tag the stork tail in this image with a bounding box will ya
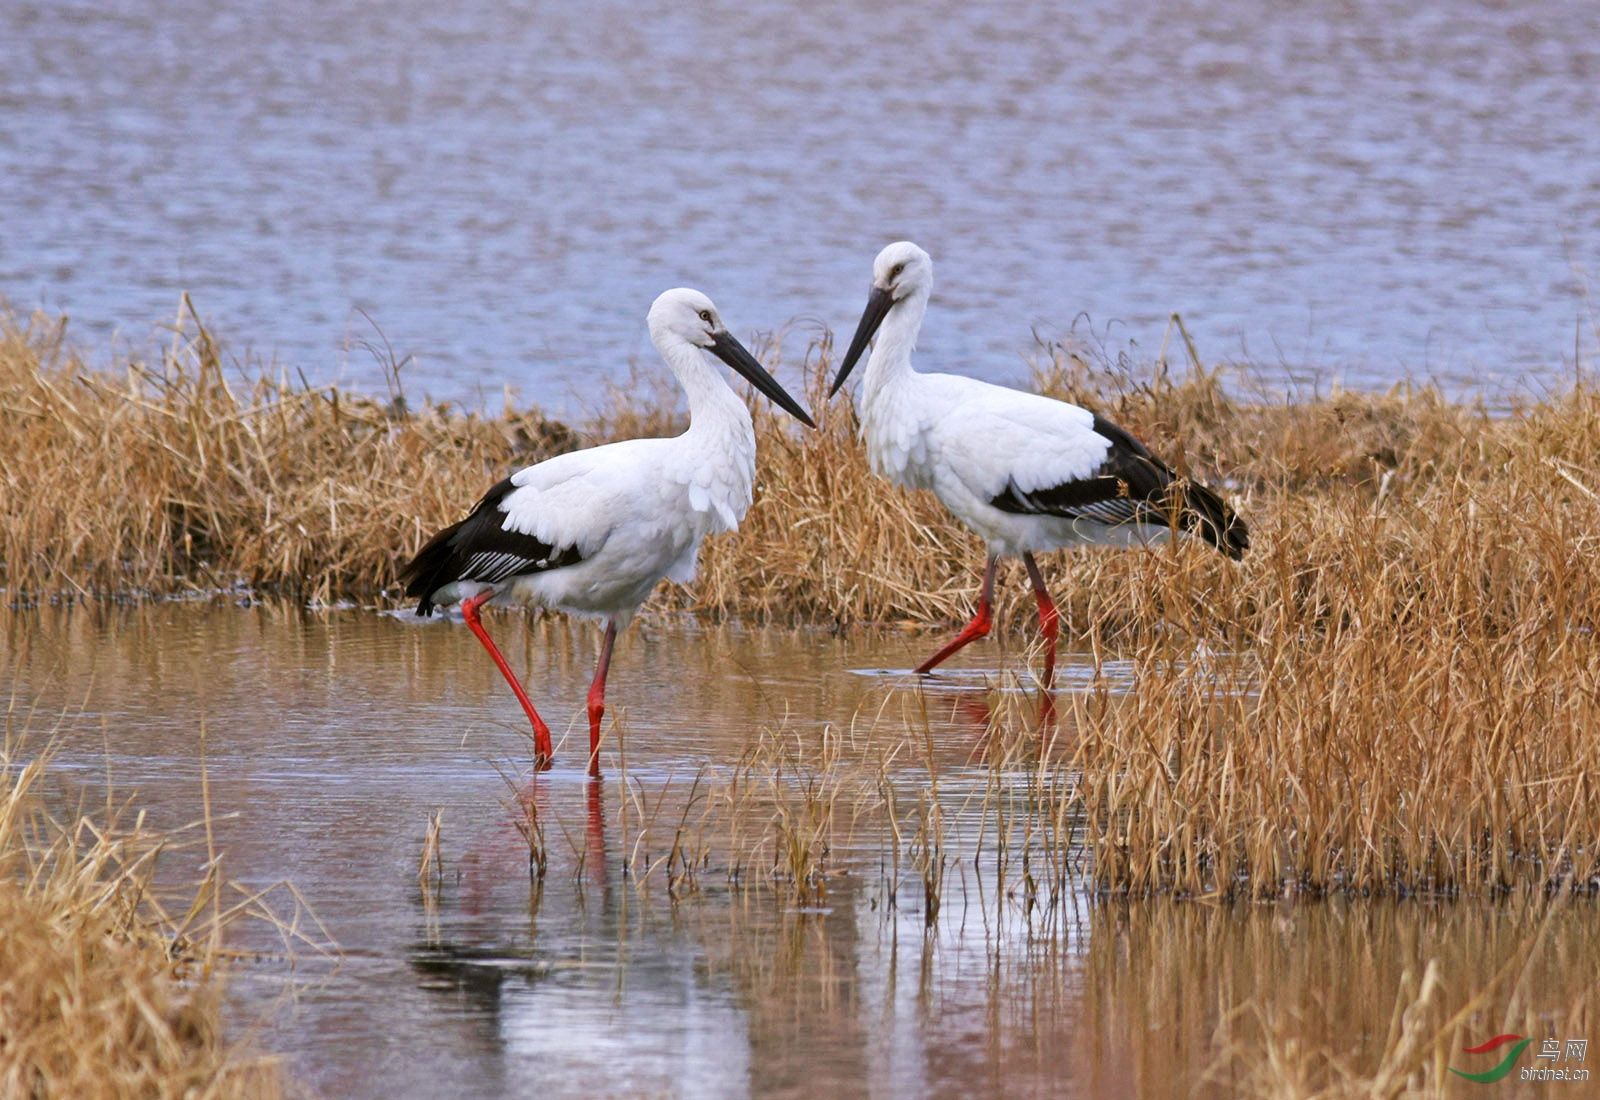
[1175,478,1249,560]
[399,518,468,616]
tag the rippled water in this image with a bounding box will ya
[6,604,1598,1098]
[5,0,1599,409]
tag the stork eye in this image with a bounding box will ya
[889,262,906,280]
[698,309,713,323]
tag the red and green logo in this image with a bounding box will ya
[1450,1034,1532,1083]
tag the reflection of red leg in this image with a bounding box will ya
[585,620,617,779]
[461,590,552,767]
[1037,692,1058,758]
[513,768,551,881]
[511,766,549,823]
[585,779,606,885]
[957,694,996,763]
[1022,552,1059,690]
[915,556,998,675]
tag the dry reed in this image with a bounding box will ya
[0,303,577,604]
[11,303,1600,901]
[0,299,1539,631]
[412,705,1596,1098]
[0,723,289,1098]
[1091,895,1595,1099]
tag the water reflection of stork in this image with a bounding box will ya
[407,825,877,1098]
[401,289,814,776]
[407,800,1093,1098]
[831,242,1249,687]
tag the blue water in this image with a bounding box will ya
[4,0,1598,410]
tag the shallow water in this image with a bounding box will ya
[4,604,1597,1098]
[5,0,1600,408]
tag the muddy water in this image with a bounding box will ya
[4,604,1597,1098]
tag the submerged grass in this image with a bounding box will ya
[0,715,297,1099]
[423,706,1597,1098]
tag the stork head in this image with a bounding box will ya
[648,288,815,428]
[871,240,934,302]
[647,287,726,349]
[832,241,933,397]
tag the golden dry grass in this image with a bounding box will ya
[10,303,1600,902]
[684,331,1600,899]
[0,300,1546,632]
[0,725,287,1099]
[0,303,579,604]
[471,708,1597,1098]
[1102,895,1595,1099]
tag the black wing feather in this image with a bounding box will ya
[990,414,1249,559]
[399,477,586,615]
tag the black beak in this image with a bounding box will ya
[709,330,815,428]
[830,285,893,397]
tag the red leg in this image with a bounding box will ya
[1022,552,1059,690]
[460,590,553,767]
[915,556,998,675]
[585,620,618,779]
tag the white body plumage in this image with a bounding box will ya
[830,241,1246,684]
[453,352,757,630]
[856,357,1154,559]
[408,288,800,631]
[846,247,1214,558]
[400,287,814,774]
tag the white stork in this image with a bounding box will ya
[401,288,814,776]
[830,242,1248,687]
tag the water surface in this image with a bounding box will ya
[4,604,1596,1098]
[4,0,1598,409]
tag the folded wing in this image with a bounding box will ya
[990,414,1248,559]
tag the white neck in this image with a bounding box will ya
[653,333,758,530]
[861,287,930,407]
[656,336,753,435]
